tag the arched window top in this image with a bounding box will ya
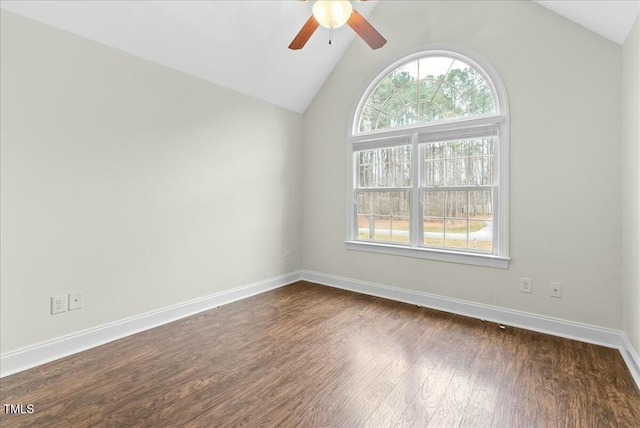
[356,51,499,133]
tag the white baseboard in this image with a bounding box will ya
[620,334,640,391]
[301,270,640,390]
[3,268,639,392]
[0,270,302,378]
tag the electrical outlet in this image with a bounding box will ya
[285,250,291,262]
[69,292,83,311]
[520,277,532,293]
[550,282,563,298]
[51,295,67,314]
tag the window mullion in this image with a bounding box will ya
[410,133,421,247]
[355,187,410,192]
[421,185,493,192]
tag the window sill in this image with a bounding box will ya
[345,241,510,269]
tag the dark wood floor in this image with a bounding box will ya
[1,281,639,427]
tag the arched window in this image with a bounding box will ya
[347,47,510,268]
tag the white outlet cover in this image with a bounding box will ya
[51,295,67,314]
[520,278,532,293]
[69,292,83,311]
[550,282,563,298]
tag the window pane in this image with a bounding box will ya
[470,156,492,186]
[357,214,372,240]
[469,190,492,219]
[424,219,445,247]
[358,146,411,188]
[445,190,467,218]
[470,138,494,186]
[374,216,391,241]
[376,112,394,130]
[391,215,410,243]
[423,191,445,246]
[422,190,493,252]
[418,100,442,123]
[445,191,469,249]
[433,81,461,119]
[444,159,468,186]
[381,93,406,117]
[358,55,496,132]
[369,77,394,110]
[469,220,492,251]
[359,105,379,133]
[392,61,419,82]
[396,104,418,127]
[469,190,493,250]
[456,141,473,185]
[424,192,444,217]
[467,81,495,115]
[357,191,410,244]
[422,139,493,187]
[357,192,373,239]
[423,143,445,187]
[398,83,418,106]
[419,57,455,80]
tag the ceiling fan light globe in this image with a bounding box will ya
[312,1,353,29]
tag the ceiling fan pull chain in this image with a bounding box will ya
[329,27,334,45]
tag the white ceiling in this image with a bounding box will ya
[534,1,640,45]
[0,0,378,113]
[1,1,638,114]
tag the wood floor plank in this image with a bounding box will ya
[1,281,638,427]
[363,362,435,428]
[459,403,494,428]
[335,355,412,428]
[432,369,478,425]
[396,359,456,427]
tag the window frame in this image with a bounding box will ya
[346,45,510,269]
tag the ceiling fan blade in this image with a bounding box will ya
[289,15,319,50]
[347,10,386,50]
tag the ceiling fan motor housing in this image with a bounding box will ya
[312,1,353,29]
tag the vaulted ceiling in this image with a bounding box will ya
[1,1,638,113]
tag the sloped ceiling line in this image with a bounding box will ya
[1,1,638,113]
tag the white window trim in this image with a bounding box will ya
[345,44,510,269]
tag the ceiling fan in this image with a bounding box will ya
[289,0,386,50]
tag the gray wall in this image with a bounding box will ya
[0,11,303,353]
[302,1,623,328]
[622,16,640,356]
